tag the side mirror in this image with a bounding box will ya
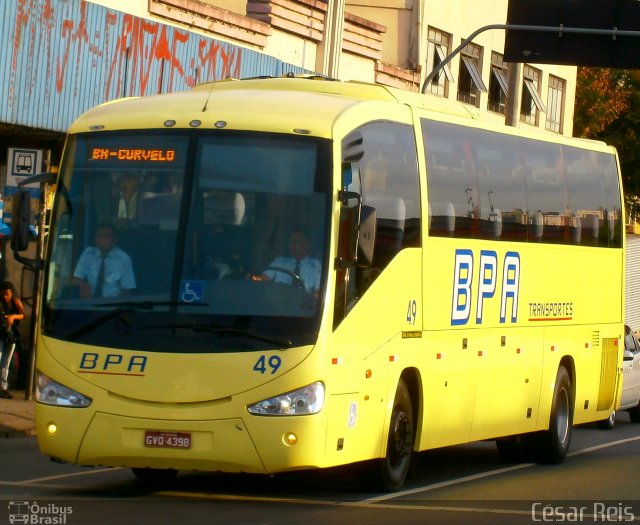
[11,190,32,252]
[624,350,635,361]
[10,189,44,271]
[338,189,360,207]
[335,192,377,269]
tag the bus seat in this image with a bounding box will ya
[607,211,616,241]
[490,209,502,238]
[204,191,246,226]
[365,195,406,227]
[532,211,544,240]
[210,262,231,280]
[365,195,406,264]
[582,214,599,244]
[114,226,177,295]
[572,214,582,244]
[429,202,456,236]
[138,193,181,230]
[197,192,248,277]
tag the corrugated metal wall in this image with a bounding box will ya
[626,235,640,331]
[1,0,310,133]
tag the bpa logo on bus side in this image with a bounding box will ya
[451,249,520,326]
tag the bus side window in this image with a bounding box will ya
[334,122,421,329]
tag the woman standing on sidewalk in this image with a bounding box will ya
[0,281,24,399]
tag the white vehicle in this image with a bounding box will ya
[599,325,640,429]
[621,326,640,419]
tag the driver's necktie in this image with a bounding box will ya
[94,255,106,297]
[294,260,303,288]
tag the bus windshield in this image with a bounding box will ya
[43,131,332,353]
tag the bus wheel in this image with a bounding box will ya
[369,379,414,491]
[132,467,178,486]
[496,436,531,463]
[532,366,573,464]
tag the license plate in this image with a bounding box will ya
[144,430,191,449]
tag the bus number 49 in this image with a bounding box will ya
[406,299,417,325]
[253,355,282,374]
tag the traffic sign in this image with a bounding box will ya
[7,148,43,188]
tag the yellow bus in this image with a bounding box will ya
[16,77,624,491]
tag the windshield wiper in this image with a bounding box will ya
[66,301,208,341]
[92,300,209,309]
[140,323,292,348]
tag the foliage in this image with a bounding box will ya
[574,68,631,137]
[574,67,640,219]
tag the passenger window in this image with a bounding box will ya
[422,117,622,248]
[522,142,568,244]
[474,135,527,242]
[422,122,477,239]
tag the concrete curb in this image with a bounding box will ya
[0,425,36,438]
[0,391,36,438]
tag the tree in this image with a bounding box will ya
[574,67,640,218]
[573,67,630,137]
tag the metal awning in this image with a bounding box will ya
[434,45,455,82]
[491,66,509,96]
[523,78,547,112]
[461,56,487,92]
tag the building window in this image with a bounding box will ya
[457,43,486,107]
[520,65,546,126]
[488,52,508,114]
[546,75,565,133]
[426,27,453,97]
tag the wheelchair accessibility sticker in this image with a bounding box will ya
[180,280,205,303]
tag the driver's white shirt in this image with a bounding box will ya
[265,256,321,293]
[73,246,136,297]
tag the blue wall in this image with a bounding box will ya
[1,0,309,133]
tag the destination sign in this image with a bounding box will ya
[91,148,176,162]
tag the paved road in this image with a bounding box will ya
[1,414,640,525]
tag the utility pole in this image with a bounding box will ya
[317,0,345,78]
[504,61,522,128]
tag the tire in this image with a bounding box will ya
[496,436,531,463]
[363,379,414,491]
[531,366,573,464]
[628,405,640,423]
[132,467,178,486]
[597,411,616,430]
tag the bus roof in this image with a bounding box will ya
[68,76,614,153]
[68,76,479,138]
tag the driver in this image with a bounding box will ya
[72,223,136,298]
[256,229,321,294]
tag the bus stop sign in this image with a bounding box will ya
[7,148,43,188]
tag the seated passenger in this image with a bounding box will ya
[115,173,141,221]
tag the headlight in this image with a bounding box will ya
[247,382,324,416]
[36,372,92,408]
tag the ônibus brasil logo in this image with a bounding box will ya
[8,501,73,524]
